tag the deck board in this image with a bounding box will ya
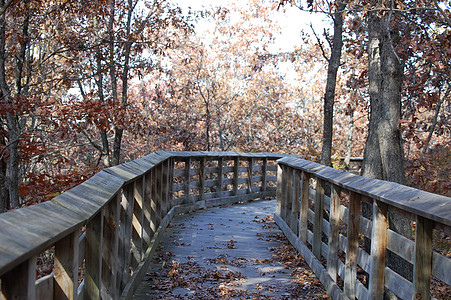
[133,200,327,299]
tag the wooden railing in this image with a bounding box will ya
[0,151,287,299]
[275,157,451,300]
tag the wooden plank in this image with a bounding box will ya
[313,178,325,259]
[276,164,283,216]
[262,158,268,191]
[199,157,206,201]
[84,211,103,299]
[131,178,144,270]
[327,184,340,281]
[36,272,54,300]
[117,184,134,293]
[291,169,301,235]
[101,193,120,299]
[432,251,451,285]
[216,157,224,198]
[413,216,433,300]
[247,158,254,194]
[1,256,36,299]
[54,231,79,299]
[233,157,239,196]
[184,158,191,204]
[369,199,388,299]
[143,173,153,249]
[286,167,294,230]
[384,267,413,299]
[344,191,361,299]
[299,171,310,244]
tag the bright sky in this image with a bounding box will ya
[171,0,330,53]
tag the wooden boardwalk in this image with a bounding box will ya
[133,199,328,299]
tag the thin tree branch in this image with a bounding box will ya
[310,23,330,62]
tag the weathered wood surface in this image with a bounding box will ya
[278,157,451,226]
[133,200,327,299]
[0,151,283,300]
[276,156,451,300]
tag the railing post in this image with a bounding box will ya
[199,157,206,201]
[233,157,239,196]
[151,167,160,230]
[286,167,294,231]
[327,184,340,281]
[299,171,310,243]
[413,215,433,300]
[291,169,301,235]
[368,199,388,299]
[184,158,191,204]
[143,172,153,250]
[54,231,79,299]
[344,191,361,299]
[85,211,104,299]
[161,159,169,215]
[262,158,268,192]
[313,178,325,259]
[131,178,144,269]
[247,157,253,194]
[117,184,134,293]
[276,163,283,216]
[1,256,37,299]
[101,193,120,299]
[217,157,224,198]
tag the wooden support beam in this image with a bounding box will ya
[217,158,224,198]
[313,178,325,259]
[131,178,144,269]
[143,172,153,250]
[291,169,301,235]
[199,157,206,201]
[262,158,268,192]
[85,211,104,299]
[276,164,283,216]
[299,171,310,243]
[54,231,79,300]
[327,184,340,281]
[117,184,134,293]
[247,158,253,194]
[413,215,433,300]
[1,256,37,300]
[101,193,120,299]
[184,158,191,204]
[344,190,361,299]
[368,199,388,299]
[233,157,239,196]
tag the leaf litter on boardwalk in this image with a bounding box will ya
[145,215,330,299]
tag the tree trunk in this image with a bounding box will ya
[362,8,384,179]
[320,0,346,167]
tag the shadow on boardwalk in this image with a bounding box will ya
[133,199,329,299]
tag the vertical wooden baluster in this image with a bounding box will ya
[143,172,153,251]
[184,158,191,204]
[131,178,144,269]
[413,215,433,300]
[54,231,79,299]
[299,171,310,243]
[117,184,134,293]
[85,210,104,299]
[327,184,340,281]
[286,167,294,230]
[276,163,283,216]
[291,169,301,235]
[344,190,361,299]
[1,256,37,299]
[233,157,239,196]
[369,199,388,299]
[199,157,206,201]
[161,160,169,215]
[168,158,174,209]
[151,167,160,230]
[282,165,289,221]
[217,157,224,198]
[313,177,325,259]
[157,164,163,221]
[262,158,268,192]
[101,193,120,299]
[247,157,253,194]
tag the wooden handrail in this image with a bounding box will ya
[275,157,451,300]
[0,151,289,299]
